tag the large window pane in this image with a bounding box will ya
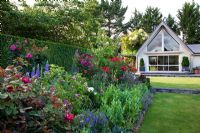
[149,66,157,71]
[149,55,179,72]
[164,56,168,65]
[149,56,157,65]
[169,66,179,71]
[164,30,179,51]
[169,56,179,65]
[158,56,164,65]
[147,30,162,52]
[158,66,164,71]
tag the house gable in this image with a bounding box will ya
[136,22,193,56]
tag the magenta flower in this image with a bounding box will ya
[25,53,33,59]
[22,77,31,84]
[10,44,17,51]
[65,113,74,122]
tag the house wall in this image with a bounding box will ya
[137,41,192,72]
[191,56,200,68]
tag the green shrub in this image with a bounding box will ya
[182,56,189,67]
[101,84,148,129]
[140,58,145,67]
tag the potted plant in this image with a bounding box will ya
[139,58,145,71]
[181,56,190,71]
[193,67,199,75]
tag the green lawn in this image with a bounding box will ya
[140,93,200,133]
[149,77,200,90]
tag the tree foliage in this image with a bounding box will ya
[177,1,200,43]
[1,0,103,48]
[100,0,127,38]
[120,29,148,55]
[127,7,162,34]
[141,7,162,33]
[166,14,179,34]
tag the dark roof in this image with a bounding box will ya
[187,44,200,54]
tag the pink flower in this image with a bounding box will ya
[16,74,21,79]
[25,53,33,59]
[65,113,74,122]
[10,44,17,51]
[22,77,31,84]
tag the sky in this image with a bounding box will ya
[12,0,200,22]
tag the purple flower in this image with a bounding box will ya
[36,64,40,77]
[25,53,33,59]
[45,61,49,72]
[31,67,35,78]
[63,99,69,106]
[10,44,17,51]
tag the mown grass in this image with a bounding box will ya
[140,93,200,133]
[149,77,200,90]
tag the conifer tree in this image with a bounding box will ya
[100,0,127,37]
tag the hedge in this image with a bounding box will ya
[0,34,90,71]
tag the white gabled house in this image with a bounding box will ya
[136,22,200,73]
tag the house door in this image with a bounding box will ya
[149,55,179,71]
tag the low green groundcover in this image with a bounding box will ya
[150,77,200,90]
[140,93,200,133]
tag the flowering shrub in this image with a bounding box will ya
[77,53,97,78]
[0,65,72,132]
[40,64,94,114]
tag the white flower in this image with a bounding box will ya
[87,87,94,92]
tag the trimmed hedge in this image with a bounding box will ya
[0,34,90,71]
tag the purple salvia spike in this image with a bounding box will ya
[45,61,49,72]
[31,67,35,78]
[36,64,40,78]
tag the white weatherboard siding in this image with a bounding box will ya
[191,56,200,68]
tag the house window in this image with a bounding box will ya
[147,28,180,52]
[149,55,179,71]
[147,30,162,52]
[164,30,179,51]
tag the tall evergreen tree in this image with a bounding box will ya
[166,14,179,34]
[177,1,200,43]
[141,7,162,33]
[100,0,127,37]
[126,9,143,31]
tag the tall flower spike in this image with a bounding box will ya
[31,67,35,78]
[36,64,40,78]
[45,61,49,72]
[26,72,30,77]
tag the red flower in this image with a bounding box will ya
[22,77,31,84]
[121,66,127,71]
[131,67,137,72]
[7,85,14,92]
[65,113,74,122]
[102,66,110,73]
[109,57,121,62]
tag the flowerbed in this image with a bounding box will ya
[0,40,150,132]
